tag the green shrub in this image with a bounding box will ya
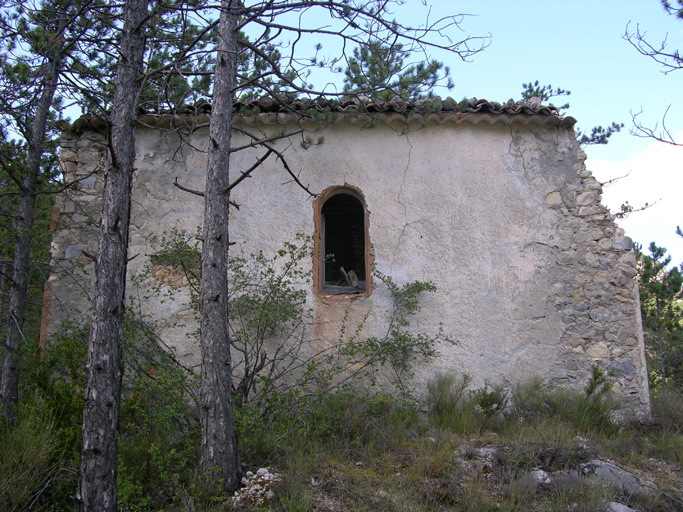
[25,320,89,457]
[426,372,475,431]
[469,380,509,431]
[426,374,516,433]
[501,470,538,512]
[236,401,284,465]
[647,429,683,463]
[450,475,499,511]
[427,372,469,417]
[275,449,317,512]
[511,376,548,420]
[510,368,616,436]
[0,405,72,511]
[542,368,617,436]
[117,335,200,511]
[652,387,683,433]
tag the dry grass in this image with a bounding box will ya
[230,376,683,512]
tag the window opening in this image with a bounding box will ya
[321,193,366,294]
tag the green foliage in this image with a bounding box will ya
[427,370,618,438]
[0,176,55,352]
[576,122,626,146]
[13,312,202,511]
[276,463,314,512]
[613,199,653,220]
[0,405,72,511]
[342,41,452,101]
[426,373,510,433]
[116,308,201,510]
[26,321,89,454]
[337,271,451,395]
[145,231,448,411]
[426,371,476,432]
[584,364,609,397]
[546,394,615,437]
[520,80,623,145]
[426,372,470,419]
[469,380,509,419]
[118,367,199,511]
[636,241,683,389]
[143,231,315,405]
[236,30,303,102]
[229,234,313,403]
[652,387,683,433]
[510,376,547,420]
[237,389,420,471]
[236,375,671,512]
[663,0,683,18]
[512,370,617,436]
[520,80,570,110]
[4,331,681,512]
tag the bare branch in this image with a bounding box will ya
[231,125,316,197]
[613,200,658,220]
[173,177,240,209]
[222,149,273,193]
[631,106,682,146]
[173,177,205,197]
[624,21,683,74]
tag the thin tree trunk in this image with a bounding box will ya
[199,0,241,492]
[656,298,668,387]
[0,20,64,423]
[0,259,7,337]
[78,0,147,509]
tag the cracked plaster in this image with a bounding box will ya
[45,114,651,417]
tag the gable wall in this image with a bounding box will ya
[48,115,650,415]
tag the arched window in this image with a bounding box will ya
[313,186,372,295]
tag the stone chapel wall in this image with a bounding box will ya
[46,112,651,416]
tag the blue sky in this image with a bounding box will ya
[96,1,683,263]
[402,0,683,265]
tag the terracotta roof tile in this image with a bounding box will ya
[69,95,576,133]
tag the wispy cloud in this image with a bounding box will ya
[589,131,683,266]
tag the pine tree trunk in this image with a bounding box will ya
[0,259,6,326]
[199,0,241,492]
[78,0,147,509]
[656,298,668,387]
[0,18,64,423]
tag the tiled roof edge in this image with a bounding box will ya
[69,95,577,133]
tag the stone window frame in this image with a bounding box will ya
[313,184,374,297]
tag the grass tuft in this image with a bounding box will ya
[0,406,71,512]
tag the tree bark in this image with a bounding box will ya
[0,12,65,423]
[78,0,147,509]
[199,0,241,492]
[656,298,668,387]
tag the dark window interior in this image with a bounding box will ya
[322,193,366,293]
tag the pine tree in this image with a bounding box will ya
[0,0,72,422]
[637,241,683,389]
[342,41,452,100]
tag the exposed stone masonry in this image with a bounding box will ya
[43,131,105,330]
[536,138,647,412]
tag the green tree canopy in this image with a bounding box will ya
[637,240,683,389]
[342,41,452,101]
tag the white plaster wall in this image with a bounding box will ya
[50,115,650,414]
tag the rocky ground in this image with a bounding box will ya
[232,437,682,511]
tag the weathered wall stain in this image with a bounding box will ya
[46,109,651,416]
